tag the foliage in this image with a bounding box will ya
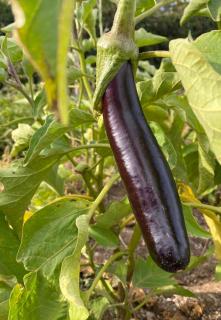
[0,0,221,319]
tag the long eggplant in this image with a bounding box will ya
[102,62,190,272]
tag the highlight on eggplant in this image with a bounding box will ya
[102,62,190,273]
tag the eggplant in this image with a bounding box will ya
[102,62,190,272]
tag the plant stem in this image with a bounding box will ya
[86,251,127,301]
[88,173,120,220]
[78,50,93,103]
[0,117,34,128]
[126,223,141,283]
[111,0,136,37]
[135,0,176,25]
[51,194,93,203]
[64,143,111,156]
[183,202,221,216]
[132,291,154,312]
[5,81,35,109]
[139,50,171,60]
[86,243,119,303]
[99,0,103,36]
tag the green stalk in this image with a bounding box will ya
[126,223,141,283]
[99,0,103,36]
[88,173,120,220]
[135,0,176,25]
[5,81,35,109]
[139,50,171,60]
[86,251,127,302]
[111,0,136,37]
[78,50,93,104]
[183,202,221,216]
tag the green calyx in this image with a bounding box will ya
[93,0,138,110]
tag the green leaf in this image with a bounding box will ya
[11,0,75,124]
[208,0,221,21]
[136,0,156,16]
[138,60,180,108]
[0,216,25,282]
[84,9,97,43]
[0,275,17,303]
[182,205,210,238]
[0,154,61,234]
[95,198,131,228]
[108,259,127,283]
[76,0,97,24]
[45,164,64,196]
[89,296,109,320]
[89,225,119,247]
[69,109,95,128]
[170,33,221,165]
[135,28,168,48]
[8,272,66,320]
[149,122,177,170]
[24,116,67,165]
[0,68,6,83]
[11,124,34,158]
[155,285,195,297]
[0,300,9,320]
[180,0,208,25]
[133,257,176,288]
[143,105,168,123]
[0,37,23,63]
[197,133,215,194]
[17,199,89,278]
[59,215,89,320]
[215,262,221,281]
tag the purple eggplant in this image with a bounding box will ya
[102,62,190,272]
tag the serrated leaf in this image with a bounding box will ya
[11,0,74,124]
[17,199,89,278]
[170,32,221,165]
[133,257,177,288]
[60,215,89,320]
[8,272,66,320]
[0,154,61,234]
[135,28,168,47]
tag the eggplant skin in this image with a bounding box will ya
[102,62,190,273]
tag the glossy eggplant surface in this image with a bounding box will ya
[102,62,190,272]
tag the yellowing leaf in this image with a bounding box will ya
[170,32,221,165]
[23,210,33,223]
[179,183,221,259]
